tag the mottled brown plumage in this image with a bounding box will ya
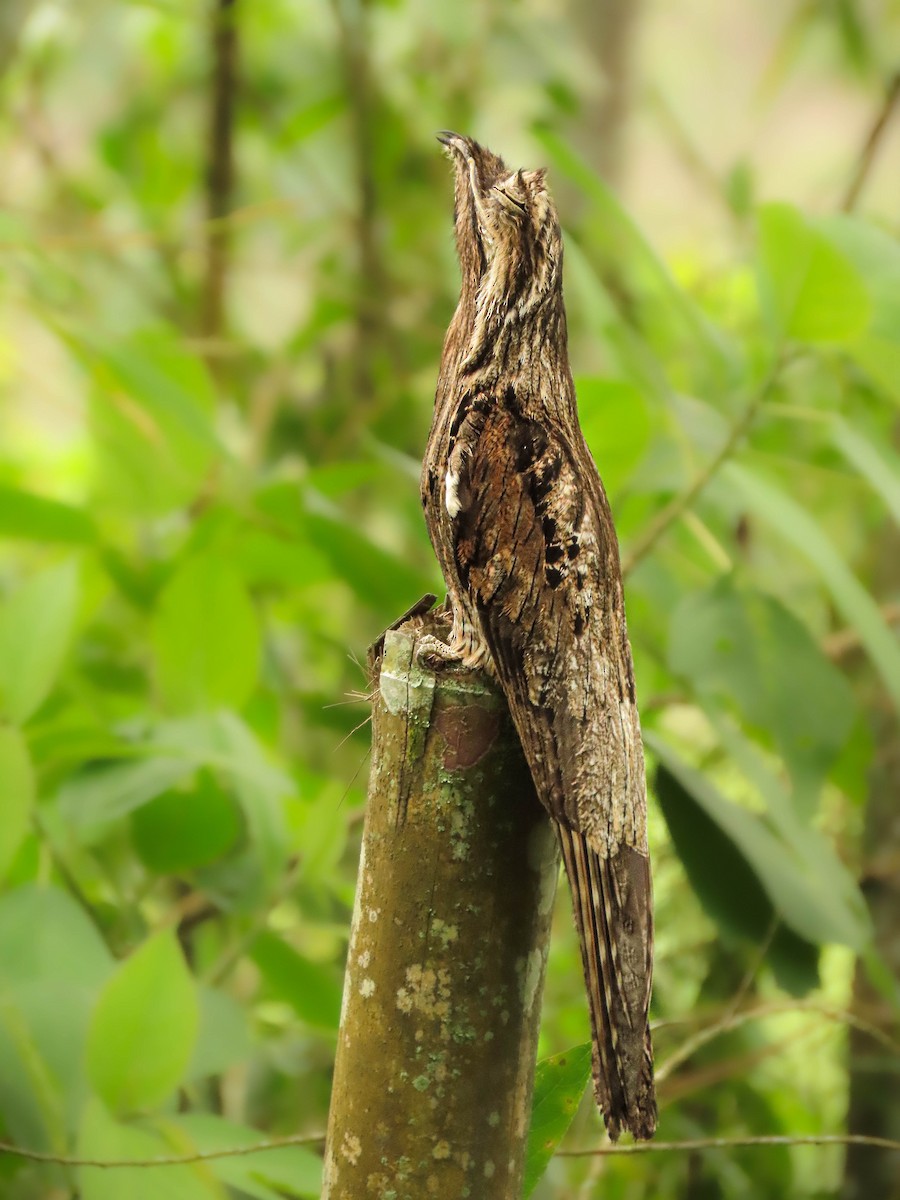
[420,133,656,1140]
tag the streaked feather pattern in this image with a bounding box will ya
[421,134,656,1140]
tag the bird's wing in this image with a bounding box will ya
[447,388,656,1139]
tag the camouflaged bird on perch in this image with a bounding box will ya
[419,132,657,1141]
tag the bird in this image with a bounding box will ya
[418,132,656,1141]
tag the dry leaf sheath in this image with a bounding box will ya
[419,133,656,1140]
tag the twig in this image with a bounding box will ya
[4,1130,895,1170]
[840,72,900,213]
[722,914,779,1021]
[559,1133,900,1158]
[656,999,900,1086]
[0,1131,325,1169]
[622,359,783,577]
[328,0,391,442]
[201,0,239,340]
[647,86,730,212]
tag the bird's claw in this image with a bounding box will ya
[415,634,464,673]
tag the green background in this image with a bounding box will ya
[0,1,899,1196]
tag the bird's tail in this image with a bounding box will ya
[556,823,657,1140]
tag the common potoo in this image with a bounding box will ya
[420,133,656,1141]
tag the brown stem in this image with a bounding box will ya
[201,0,239,341]
[330,0,386,429]
[840,72,900,214]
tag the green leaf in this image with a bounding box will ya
[58,757,194,835]
[816,214,900,402]
[0,559,78,723]
[151,712,292,799]
[727,463,900,713]
[165,1113,322,1199]
[132,770,244,873]
[523,1043,592,1196]
[0,486,95,543]
[186,987,251,1082]
[75,326,222,516]
[289,776,350,888]
[250,930,343,1031]
[577,378,651,498]
[0,884,112,987]
[77,1097,225,1200]
[152,555,261,712]
[0,728,34,881]
[303,491,437,616]
[668,578,856,805]
[0,887,112,1142]
[0,995,67,1155]
[830,417,900,524]
[87,931,198,1115]
[279,92,345,147]
[757,202,871,343]
[711,715,870,946]
[650,734,869,949]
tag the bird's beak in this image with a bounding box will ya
[436,130,470,157]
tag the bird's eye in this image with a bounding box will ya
[492,185,527,215]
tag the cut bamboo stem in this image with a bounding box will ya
[323,619,559,1199]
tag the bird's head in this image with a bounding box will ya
[437,132,562,315]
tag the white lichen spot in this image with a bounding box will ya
[488,1110,500,1128]
[340,1132,362,1166]
[359,977,375,998]
[396,987,413,1014]
[426,1175,440,1194]
[368,907,380,923]
[432,1140,451,1160]
[484,1160,496,1179]
[431,919,459,947]
[358,949,371,969]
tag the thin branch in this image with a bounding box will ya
[328,0,392,442]
[621,359,783,577]
[4,1129,895,1170]
[647,85,731,214]
[0,1132,325,1170]
[722,914,779,1021]
[840,71,900,213]
[0,199,294,254]
[559,1133,900,1158]
[656,999,900,1086]
[201,0,239,340]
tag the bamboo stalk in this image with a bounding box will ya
[323,620,559,1199]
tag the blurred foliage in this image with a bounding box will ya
[0,1,898,1197]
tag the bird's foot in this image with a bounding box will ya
[415,634,464,673]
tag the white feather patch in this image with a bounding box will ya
[445,469,462,517]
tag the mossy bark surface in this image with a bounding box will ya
[323,621,558,1200]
